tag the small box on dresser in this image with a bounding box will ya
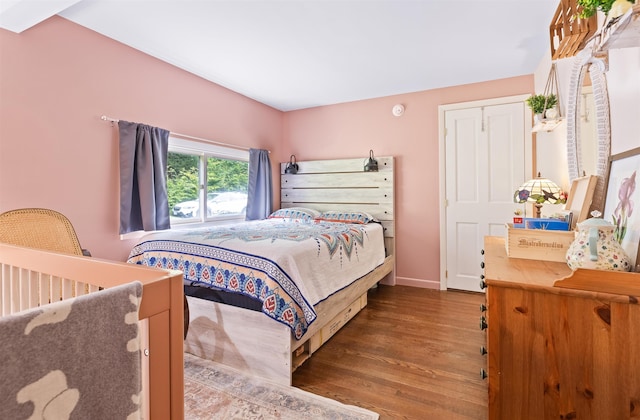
[505,223,575,262]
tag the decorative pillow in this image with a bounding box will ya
[316,210,377,224]
[268,207,320,222]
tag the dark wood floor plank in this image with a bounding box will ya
[293,285,488,420]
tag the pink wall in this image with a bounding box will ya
[1,15,534,288]
[283,76,533,288]
[0,16,284,261]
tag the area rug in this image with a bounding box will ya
[184,353,379,420]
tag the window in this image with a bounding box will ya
[167,137,249,225]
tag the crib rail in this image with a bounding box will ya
[0,243,185,420]
[1,264,101,316]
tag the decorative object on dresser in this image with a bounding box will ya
[504,222,575,262]
[566,211,632,271]
[564,174,598,230]
[603,146,640,270]
[513,173,565,218]
[482,236,640,419]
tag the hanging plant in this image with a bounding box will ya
[525,94,558,115]
[577,0,633,18]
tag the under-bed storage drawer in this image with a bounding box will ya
[309,293,367,354]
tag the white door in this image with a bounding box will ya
[440,98,530,292]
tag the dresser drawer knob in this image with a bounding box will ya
[480,316,488,330]
[481,369,488,380]
[481,346,487,355]
[480,280,487,290]
[480,261,485,269]
[480,304,487,312]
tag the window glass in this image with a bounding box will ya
[206,157,248,217]
[167,152,200,220]
[167,138,249,225]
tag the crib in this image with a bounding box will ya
[0,243,185,419]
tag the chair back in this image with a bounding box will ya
[0,208,84,256]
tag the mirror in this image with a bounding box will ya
[566,48,611,214]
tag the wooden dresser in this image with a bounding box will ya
[482,236,640,419]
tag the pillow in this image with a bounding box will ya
[268,207,320,222]
[316,210,378,224]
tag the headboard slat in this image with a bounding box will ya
[279,156,395,264]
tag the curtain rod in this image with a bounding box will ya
[101,115,269,153]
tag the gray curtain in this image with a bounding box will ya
[118,120,170,234]
[246,149,273,221]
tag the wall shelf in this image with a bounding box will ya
[598,4,640,51]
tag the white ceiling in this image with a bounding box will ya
[1,0,559,111]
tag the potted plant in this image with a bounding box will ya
[525,94,558,119]
[577,0,633,18]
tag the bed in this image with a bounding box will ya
[129,156,395,385]
[0,243,184,419]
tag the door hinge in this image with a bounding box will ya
[445,270,448,278]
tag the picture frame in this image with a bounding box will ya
[603,146,640,271]
[564,174,598,230]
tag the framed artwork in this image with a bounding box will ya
[603,147,640,271]
[564,175,598,230]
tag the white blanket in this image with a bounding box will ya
[128,219,385,338]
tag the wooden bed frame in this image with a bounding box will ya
[0,243,185,420]
[185,156,395,385]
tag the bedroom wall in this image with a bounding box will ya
[1,15,570,290]
[0,16,284,261]
[282,76,534,288]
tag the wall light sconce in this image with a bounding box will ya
[284,155,298,174]
[513,173,564,218]
[364,150,379,172]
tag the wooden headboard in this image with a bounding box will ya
[280,156,395,258]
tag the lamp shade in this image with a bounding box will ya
[514,173,563,218]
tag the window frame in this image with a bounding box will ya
[168,136,249,227]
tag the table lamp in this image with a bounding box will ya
[514,173,563,218]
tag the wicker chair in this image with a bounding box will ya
[0,208,89,256]
[0,208,191,337]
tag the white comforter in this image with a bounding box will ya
[127,219,385,338]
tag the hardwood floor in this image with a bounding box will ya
[292,285,488,420]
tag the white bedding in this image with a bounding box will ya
[127,219,385,338]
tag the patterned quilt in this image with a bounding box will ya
[127,219,385,339]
